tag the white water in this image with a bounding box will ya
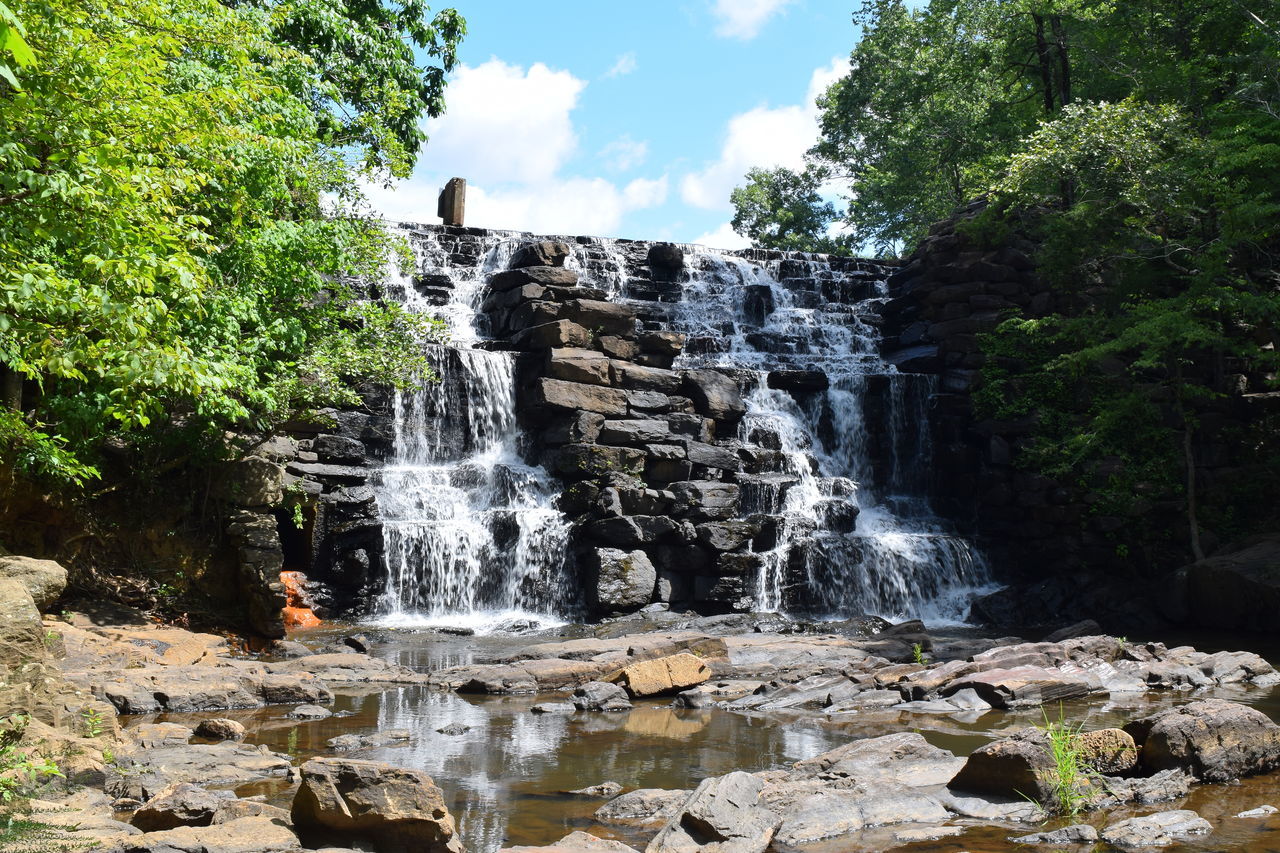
[372,231,571,634]
[371,227,992,628]
[662,249,996,623]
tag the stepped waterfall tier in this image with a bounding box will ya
[369,225,993,626]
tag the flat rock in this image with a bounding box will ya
[501,831,639,853]
[614,653,711,697]
[1100,809,1212,847]
[1009,823,1099,845]
[595,789,691,827]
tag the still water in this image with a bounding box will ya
[126,628,1280,852]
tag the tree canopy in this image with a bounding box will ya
[730,0,1280,560]
[0,0,462,485]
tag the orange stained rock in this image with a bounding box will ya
[280,570,321,629]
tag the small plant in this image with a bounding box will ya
[101,748,114,766]
[80,709,104,739]
[286,727,299,757]
[1115,636,1128,656]
[1040,708,1088,816]
[0,715,62,804]
[912,642,929,665]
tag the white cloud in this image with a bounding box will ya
[605,52,638,78]
[712,0,795,40]
[365,58,669,237]
[680,57,848,210]
[599,135,649,171]
[692,222,752,250]
[420,59,586,185]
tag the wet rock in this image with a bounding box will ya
[1124,699,1280,782]
[681,369,745,424]
[0,555,68,610]
[437,723,470,736]
[561,298,637,337]
[592,548,657,613]
[1009,824,1099,845]
[529,377,630,416]
[292,758,464,853]
[1236,805,1278,818]
[1100,809,1212,847]
[514,320,593,350]
[106,743,292,802]
[793,732,964,788]
[510,240,571,269]
[646,771,779,853]
[595,789,691,827]
[1098,768,1193,805]
[766,370,829,393]
[131,783,223,831]
[774,788,948,846]
[326,730,412,750]
[948,727,1057,804]
[615,653,711,697]
[502,830,640,853]
[670,481,740,521]
[1075,728,1138,775]
[531,702,577,714]
[288,703,333,720]
[567,782,624,798]
[572,681,633,712]
[193,719,246,743]
[942,664,1093,708]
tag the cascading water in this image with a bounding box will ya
[373,230,573,632]
[577,246,994,623]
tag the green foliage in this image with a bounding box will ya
[0,1,35,89]
[0,715,61,804]
[911,642,929,665]
[730,167,847,253]
[1038,709,1088,816]
[0,0,459,486]
[741,0,1280,558]
[78,709,103,740]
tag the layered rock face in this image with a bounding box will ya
[363,225,988,621]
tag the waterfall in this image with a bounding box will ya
[372,230,572,633]
[369,225,992,628]
[660,248,995,623]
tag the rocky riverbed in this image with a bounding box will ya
[6,563,1280,853]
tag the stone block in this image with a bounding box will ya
[614,652,711,697]
[510,241,571,269]
[598,419,671,446]
[552,445,645,479]
[527,378,629,416]
[546,348,612,386]
[513,320,592,350]
[488,266,580,292]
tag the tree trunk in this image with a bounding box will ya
[1030,13,1057,114]
[1174,386,1205,562]
[1049,15,1072,107]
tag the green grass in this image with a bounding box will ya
[1040,708,1089,816]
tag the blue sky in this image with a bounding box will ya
[364,1,865,248]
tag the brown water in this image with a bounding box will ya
[124,627,1280,853]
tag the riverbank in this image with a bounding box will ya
[8,578,1280,853]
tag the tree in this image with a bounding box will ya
[0,0,461,485]
[730,167,844,253]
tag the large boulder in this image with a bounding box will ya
[0,577,48,667]
[0,555,68,610]
[1075,728,1138,775]
[131,783,223,831]
[572,681,633,712]
[645,771,779,853]
[947,728,1058,805]
[510,240,571,269]
[1123,699,1280,782]
[528,378,629,417]
[291,758,464,853]
[681,370,745,424]
[595,789,690,828]
[592,549,656,613]
[1162,534,1280,632]
[614,653,711,697]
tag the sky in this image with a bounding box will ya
[363,1,865,249]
